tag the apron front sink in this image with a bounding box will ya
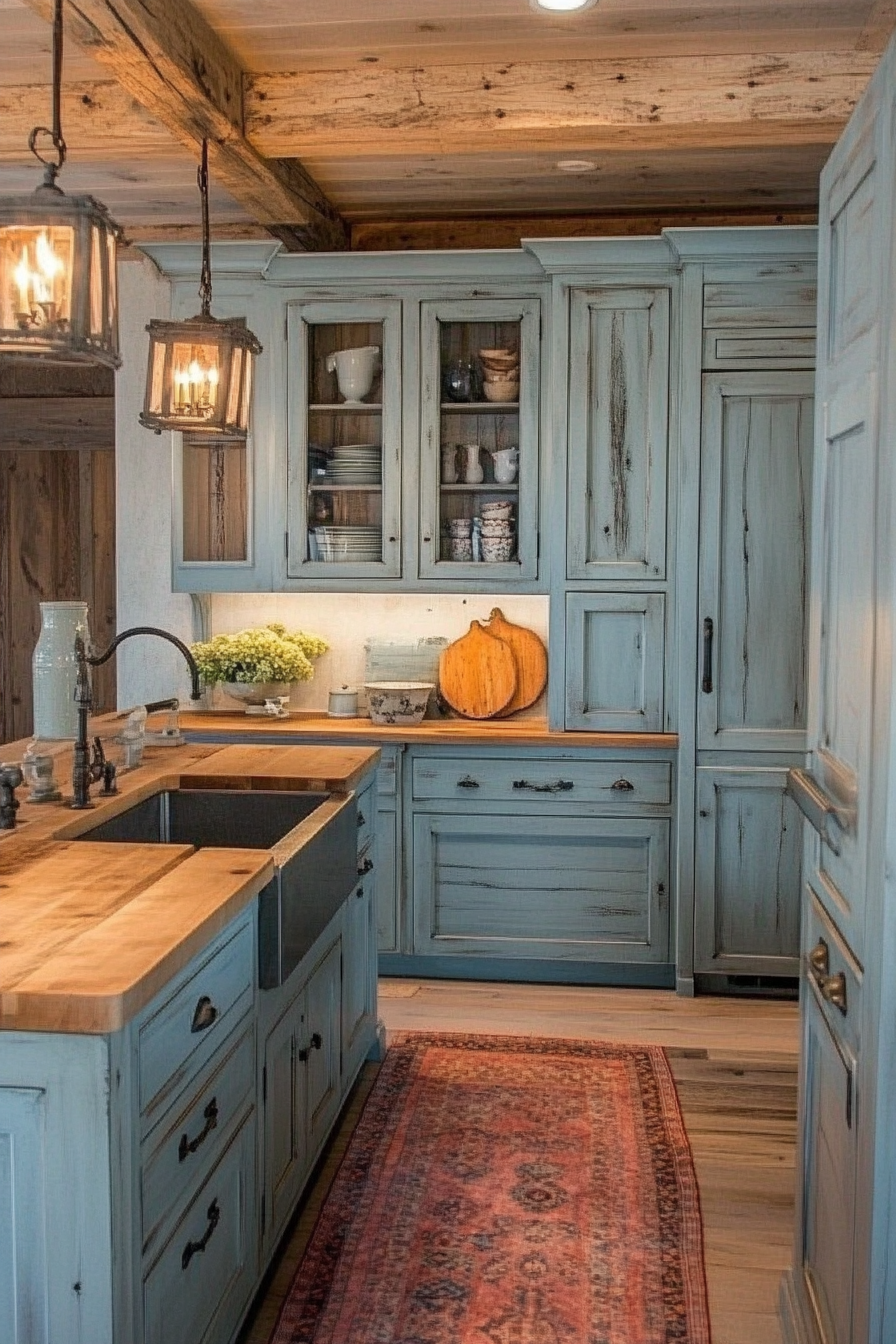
[77,788,359,988]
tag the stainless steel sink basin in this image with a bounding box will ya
[77,788,358,988]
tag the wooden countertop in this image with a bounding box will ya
[179,710,678,750]
[0,739,380,1035]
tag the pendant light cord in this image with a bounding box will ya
[28,0,67,187]
[198,139,213,317]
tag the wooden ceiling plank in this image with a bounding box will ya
[19,0,348,249]
[245,50,878,159]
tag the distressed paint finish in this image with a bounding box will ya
[565,592,665,732]
[567,288,669,580]
[697,373,814,752]
[412,813,670,964]
[694,766,802,975]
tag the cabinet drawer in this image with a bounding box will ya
[143,1111,256,1344]
[141,1024,255,1257]
[805,886,862,1060]
[138,915,254,1122]
[412,757,671,806]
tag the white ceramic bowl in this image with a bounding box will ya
[365,681,434,725]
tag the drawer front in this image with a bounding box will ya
[412,757,671,806]
[805,885,862,1060]
[702,327,816,369]
[141,1024,255,1257]
[139,915,254,1122]
[413,813,670,963]
[143,1111,256,1344]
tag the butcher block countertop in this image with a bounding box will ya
[0,740,380,1035]
[180,710,679,750]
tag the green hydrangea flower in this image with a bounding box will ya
[190,622,328,685]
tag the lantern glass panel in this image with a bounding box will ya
[106,230,117,334]
[89,224,103,337]
[0,223,74,335]
[240,353,254,433]
[226,345,244,428]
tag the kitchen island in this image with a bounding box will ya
[0,738,380,1344]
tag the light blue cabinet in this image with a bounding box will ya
[565,591,665,732]
[566,286,670,581]
[694,766,803,975]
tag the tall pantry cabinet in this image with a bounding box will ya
[781,28,896,1344]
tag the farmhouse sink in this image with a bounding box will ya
[77,787,358,988]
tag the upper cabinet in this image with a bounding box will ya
[418,298,540,581]
[566,286,670,581]
[286,298,403,580]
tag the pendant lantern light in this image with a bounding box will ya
[140,140,262,439]
[0,0,122,367]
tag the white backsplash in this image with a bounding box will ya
[208,592,550,715]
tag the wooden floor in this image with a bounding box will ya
[239,979,800,1344]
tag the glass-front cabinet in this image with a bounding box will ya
[286,299,402,579]
[419,298,540,581]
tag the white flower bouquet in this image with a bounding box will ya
[190,622,328,687]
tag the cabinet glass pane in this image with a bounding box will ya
[307,320,384,564]
[182,435,248,563]
[437,318,522,564]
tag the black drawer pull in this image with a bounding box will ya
[611,778,634,792]
[512,779,574,793]
[356,884,365,899]
[178,1098,219,1162]
[357,856,374,875]
[357,811,366,828]
[181,1198,220,1271]
[298,1031,323,1063]
[190,995,218,1034]
[457,776,480,789]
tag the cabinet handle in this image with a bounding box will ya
[178,1098,219,1163]
[457,775,480,789]
[787,767,852,855]
[512,779,574,793]
[357,811,366,828]
[298,1031,324,1063]
[190,995,218,1034]
[181,1198,220,1271]
[358,856,374,875]
[701,617,714,693]
[807,938,848,1015]
[356,884,365,899]
[423,535,432,544]
[611,778,634,792]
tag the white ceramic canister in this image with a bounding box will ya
[328,685,360,717]
[32,600,90,739]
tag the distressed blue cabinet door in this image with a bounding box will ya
[697,373,814,752]
[262,993,309,1250]
[305,938,342,1158]
[694,766,802,975]
[565,592,665,731]
[567,287,670,580]
[0,1088,48,1344]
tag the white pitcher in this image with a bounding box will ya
[326,345,380,403]
[32,600,90,739]
[462,443,484,484]
[491,445,519,484]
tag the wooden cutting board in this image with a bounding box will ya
[439,621,517,719]
[484,608,548,716]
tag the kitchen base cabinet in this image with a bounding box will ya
[412,812,670,966]
[694,765,803,976]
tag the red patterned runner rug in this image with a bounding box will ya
[270,1032,712,1344]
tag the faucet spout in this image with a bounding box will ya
[71,625,202,809]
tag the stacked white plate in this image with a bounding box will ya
[324,443,382,485]
[312,525,382,563]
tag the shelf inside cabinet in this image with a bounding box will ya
[310,483,382,493]
[309,403,382,413]
[439,483,519,493]
[440,401,519,413]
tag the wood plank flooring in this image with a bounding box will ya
[239,979,800,1344]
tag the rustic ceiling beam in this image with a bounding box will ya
[19,0,348,251]
[245,51,878,159]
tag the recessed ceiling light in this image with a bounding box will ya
[531,0,598,12]
[556,159,598,173]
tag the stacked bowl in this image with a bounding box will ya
[447,515,473,561]
[479,499,515,562]
[479,348,519,403]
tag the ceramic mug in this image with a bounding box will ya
[326,345,380,403]
[491,446,519,484]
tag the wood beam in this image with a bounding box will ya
[245,51,878,159]
[20,0,347,251]
[0,398,114,453]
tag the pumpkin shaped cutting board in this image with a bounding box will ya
[485,608,548,716]
[438,621,517,719]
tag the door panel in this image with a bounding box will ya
[698,374,813,752]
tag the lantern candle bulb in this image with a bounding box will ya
[173,356,220,417]
[11,231,63,328]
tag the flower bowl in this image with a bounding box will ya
[365,681,434,726]
[222,681,292,708]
